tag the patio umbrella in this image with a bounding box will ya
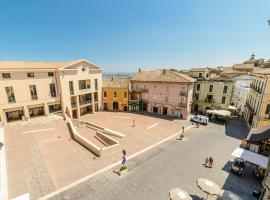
[228,106,237,110]
[169,188,192,200]
[219,190,242,200]
[197,178,221,199]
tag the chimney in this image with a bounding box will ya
[111,77,114,81]
[162,69,166,74]
[138,68,141,73]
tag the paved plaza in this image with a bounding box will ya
[4,112,191,199]
[47,119,261,200]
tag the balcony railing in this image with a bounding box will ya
[180,91,187,96]
[250,84,262,94]
[245,101,254,113]
[71,103,77,108]
[79,100,92,105]
[130,88,149,93]
[179,102,187,107]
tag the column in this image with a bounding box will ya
[76,95,81,118]
[92,92,95,113]
[44,103,49,116]
[23,106,30,120]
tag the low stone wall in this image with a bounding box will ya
[74,119,125,138]
[96,131,119,145]
[66,117,101,157]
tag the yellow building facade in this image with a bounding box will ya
[102,78,129,111]
[192,77,234,113]
[244,69,270,128]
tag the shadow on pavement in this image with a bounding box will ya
[190,194,203,200]
[224,118,250,140]
[221,161,262,200]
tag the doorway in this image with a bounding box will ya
[163,107,168,115]
[113,102,119,111]
[153,106,158,113]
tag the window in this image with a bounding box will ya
[27,72,34,77]
[265,104,270,114]
[144,85,147,89]
[166,86,170,93]
[124,92,127,98]
[136,85,139,89]
[95,79,98,90]
[221,96,226,104]
[48,72,54,77]
[195,93,199,100]
[114,91,117,97]
[5,86,16,103]
[79,80,90,90]
[223,85,228,94]
[265,104,270,119]
[104,91,107,97]
[199,73,203,78]
[207,95,213,100]
[154,85,157,89]
[2,73,11,79]
[209,85,213,92]
[29,85,38,100]
[165,96,169,102]
[50,83,57,97]
[49,104,61,113]
[181,87,186,91]
[69,81,74,95]
[196,84,200,91]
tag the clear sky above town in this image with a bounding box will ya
[0,0,270,72]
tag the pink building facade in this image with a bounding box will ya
[129,69,195,119]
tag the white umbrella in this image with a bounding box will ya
[169,188,192,200]
[197,178,221,199]
[228,106,237,110]
[219,190,242,200]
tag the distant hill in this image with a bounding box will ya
[103,72,135,79]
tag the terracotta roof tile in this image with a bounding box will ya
[131,69,196,83]
[103,78,130,88]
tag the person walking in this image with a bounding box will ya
[205,156,209,167]
[209,156,213,168]
[132,120,135,127]
[182,126,185,133]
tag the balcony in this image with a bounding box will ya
[130,88,149,93]
[79,100,92,106]
[250,84,262,94]
[71,103,77,109]
[245,101,254,113]
[179,102,187,107]
[70,90,74,95]
[180,91,187,96]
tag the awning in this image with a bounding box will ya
[206,109,231,117]
[231,147,268,168]
[247,125,270,142]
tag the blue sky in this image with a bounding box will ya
[0,0,270,72]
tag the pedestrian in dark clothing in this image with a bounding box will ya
[209,157,213,167]
[182,126,185,133]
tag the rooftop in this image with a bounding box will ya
[131,69,196,83]
[102,78,130,88]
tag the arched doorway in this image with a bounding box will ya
[194,104,199,112]
[113,102,119,111]
[153,105,159,113]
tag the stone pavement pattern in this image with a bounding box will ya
[49,119,261,200]
[4,112,191,199]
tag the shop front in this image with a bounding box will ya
[48,103,62,113]
[28,105,45,118]
[5,107,24,122]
